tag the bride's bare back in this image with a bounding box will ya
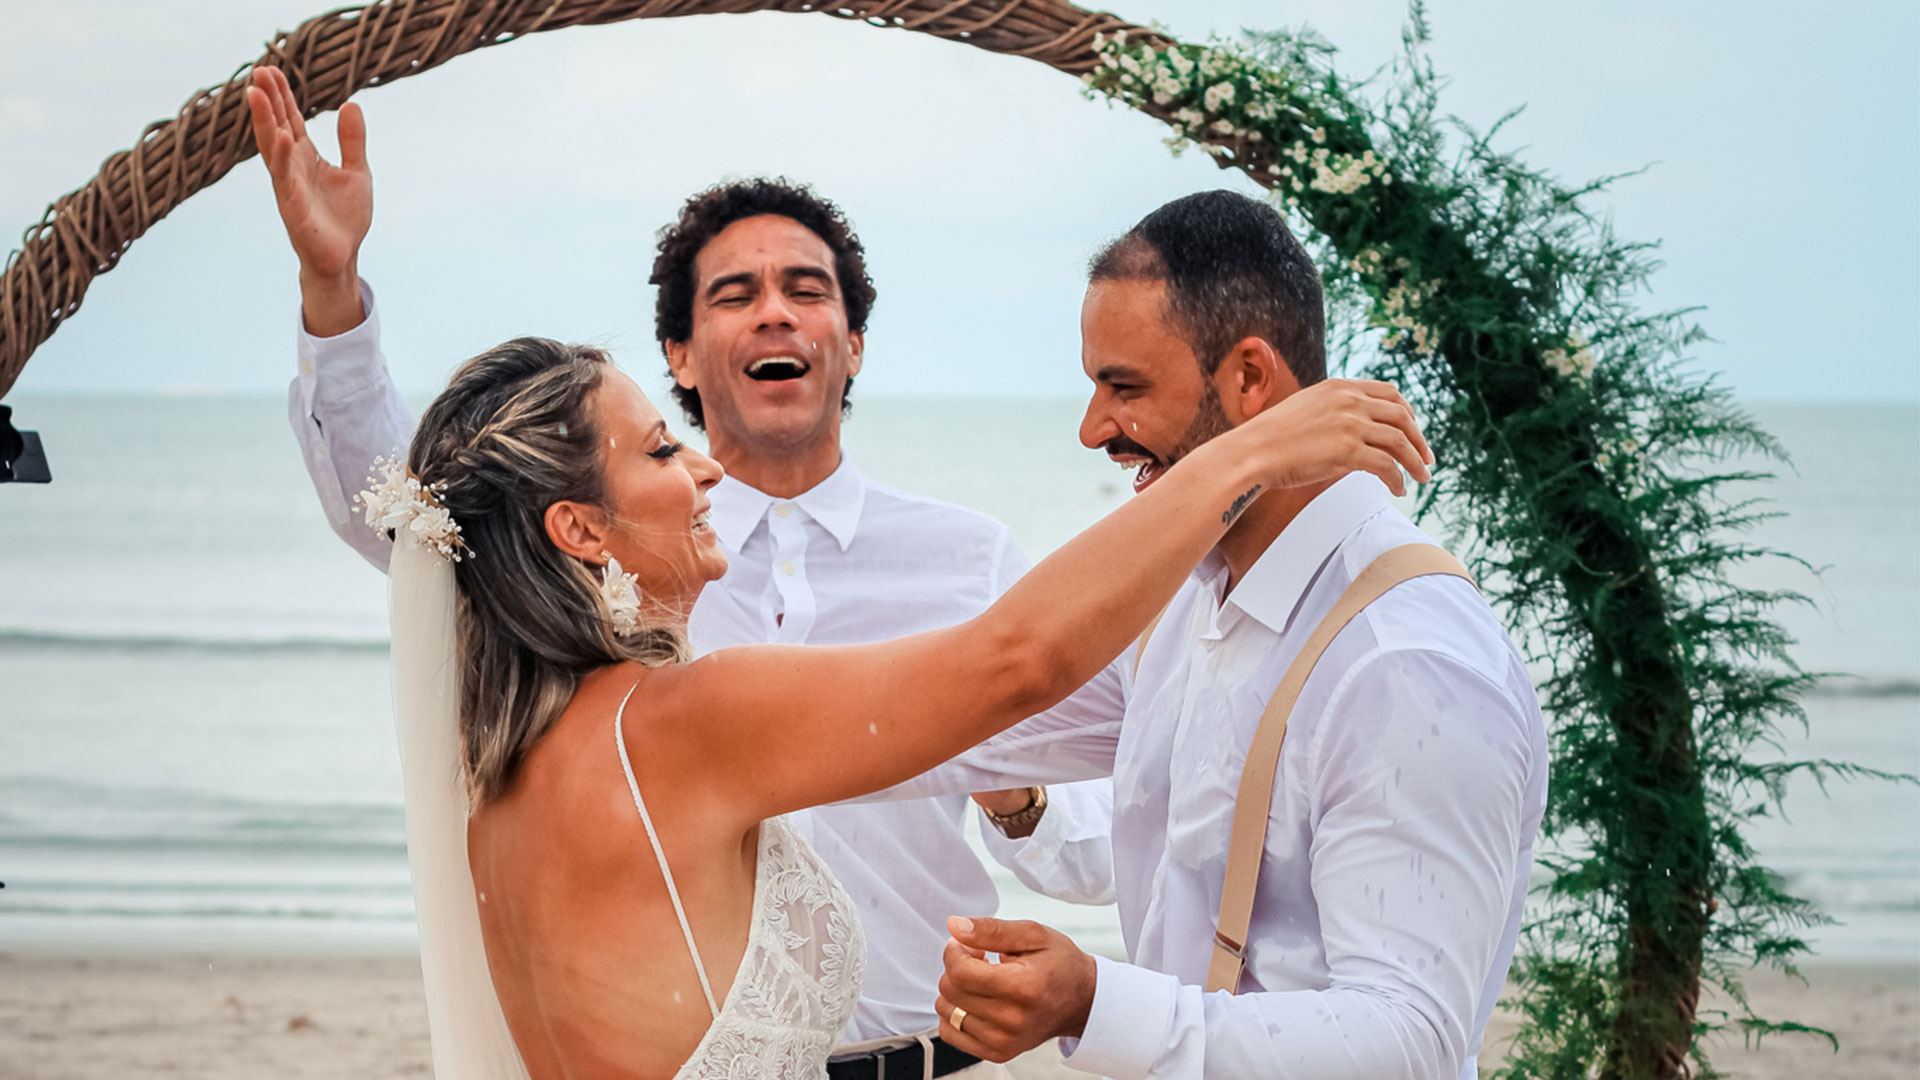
[469,666,759,1079]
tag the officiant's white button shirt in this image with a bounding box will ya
[287,283,1120,1043]
[899,474,1549,1080]
[692,460,1125,1040]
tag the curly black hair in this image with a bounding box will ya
[651,179,878,430]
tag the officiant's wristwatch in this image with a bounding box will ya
[982,785,1048,839]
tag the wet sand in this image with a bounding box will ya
[0,953,1912,1078]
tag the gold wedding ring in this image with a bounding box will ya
[949,1005,968,1033]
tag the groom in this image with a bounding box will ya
[245,68,1117,1079]
[921,191,1550,1080]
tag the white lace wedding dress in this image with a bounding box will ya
[613,683,868,1079]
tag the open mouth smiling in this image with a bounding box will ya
[1107,451,1169,493]
[745,355,811,382]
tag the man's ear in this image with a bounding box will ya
[846,330,864,380]
[664,340,697,391]
[544,500,610,563]
[1216,336,1299,422]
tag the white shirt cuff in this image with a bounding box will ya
[294,279,382,411]
[1060,956,1178,1079]
[977,792,1059,863]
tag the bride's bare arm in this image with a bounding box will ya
[645,380,1430,824]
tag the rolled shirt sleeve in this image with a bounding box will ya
[1064,647,1538,1080]
[286,279,417,573]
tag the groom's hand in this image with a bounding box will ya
[934,915,1096,1063]
[245,65,372,337]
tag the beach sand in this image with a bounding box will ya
[0,953,1913,1079]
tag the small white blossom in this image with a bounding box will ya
[1203,81,1236,113]
[1211,118,1236,135]
[1169,49,1195,77]
[1311,126,1327,144]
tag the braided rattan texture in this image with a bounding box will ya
[0,0,1169,399]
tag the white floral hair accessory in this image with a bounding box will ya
[357,455,468,561]
[599,553,642,638]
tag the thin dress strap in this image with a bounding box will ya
[613,681,721,1019]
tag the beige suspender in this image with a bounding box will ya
[1204,543,1477,994]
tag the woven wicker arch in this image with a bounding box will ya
[0,0,1204,400]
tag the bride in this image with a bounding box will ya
[373,333,1430,1079]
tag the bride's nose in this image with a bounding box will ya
[690,448,724,489]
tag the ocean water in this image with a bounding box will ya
[0,394,1914,962]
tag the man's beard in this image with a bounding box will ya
[1100,380,1234,484]
[1173,378,1233,462]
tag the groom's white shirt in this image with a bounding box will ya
[895,474,1549,1080]
[287,283,1121,1043]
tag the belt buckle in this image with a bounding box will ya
[875,1040,916,1080]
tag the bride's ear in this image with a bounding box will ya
[544,500,609,562]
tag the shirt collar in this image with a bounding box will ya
[1224,472,1393,636]
[705,456,868,553]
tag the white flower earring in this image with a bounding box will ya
[599,552,642,638]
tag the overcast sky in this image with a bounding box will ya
[1,1,1914,402]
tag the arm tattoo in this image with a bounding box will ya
[1223,484,1262,525]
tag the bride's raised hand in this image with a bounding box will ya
[245,66,371,332]
[1233,379,1434,498]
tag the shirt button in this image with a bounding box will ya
[775,503,793,518]
[781,561,796,576]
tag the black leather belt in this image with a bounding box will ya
[825,1036,981,1079]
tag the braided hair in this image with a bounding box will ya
[408,337,690,806]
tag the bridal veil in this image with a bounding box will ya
[387,529,531,1078]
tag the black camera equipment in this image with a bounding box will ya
[1,404,52,483]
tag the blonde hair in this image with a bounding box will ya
[408,338,689,806]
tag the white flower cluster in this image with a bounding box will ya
[356,455,467,561]
[1268,140,1389,198]
[1087,32,1281,152]
[1593,433,1640,473]
[1344,246,1410,278]
[1373,278,1444,356]
[1083,28,1401,213]
[1543,336,1598,385]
